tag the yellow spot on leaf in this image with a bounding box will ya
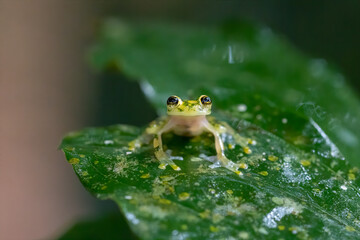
[79,154,85,158]
[158,198,171,205]
[228,144,234,149]
[345,226,355,232]
[247,138,256,145]
[94,160,99,165]
[268,155,278,161]
[243,147,252,154]
[348,173,356,181]
[210,226,219,232]
[199,209,210,219]
[278,225,285,231]
[82,171,89,176]
[101,185,107,190]
[168,186,175,193]
[239,163,248,169]
[140,173,150,179]
[300,160,311,167]
[235,171,243,176]
[69,158,80,165]
[226,190,233,195]
[178,192,190,201]
[259,171,268,176]
[181,224,188,230]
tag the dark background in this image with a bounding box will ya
[0,1,359,239]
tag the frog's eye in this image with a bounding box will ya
[167,96,180,106]
[200,95,212,105]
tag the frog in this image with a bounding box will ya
[128,95,251,175]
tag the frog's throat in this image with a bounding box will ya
[167,111,211,116]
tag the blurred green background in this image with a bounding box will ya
[0,1,359,239]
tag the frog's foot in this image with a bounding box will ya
[155,149,181,171]
[216,155,243,176]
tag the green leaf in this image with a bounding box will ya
[89,19,360,167]
[61,20,360,239]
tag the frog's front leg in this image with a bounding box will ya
[129,118,181,171]
[154,121,181,171]
[128,132,152,151]
[203,121,242,175]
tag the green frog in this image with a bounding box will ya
[129,95,252,175]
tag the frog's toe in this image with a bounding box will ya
[158,163,167,170]
[158,161,181,171]
[209,162,221,169]
[224,165,243,176]
[234,170,243,176]
[170,164,181,171]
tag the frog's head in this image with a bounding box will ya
[166,95,212,116]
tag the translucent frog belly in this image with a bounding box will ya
[169,115,206,137]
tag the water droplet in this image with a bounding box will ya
[237,104,247,112]
[104,140,114,145]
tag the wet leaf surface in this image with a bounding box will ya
[61,120,360,239]
[61,20,360,239]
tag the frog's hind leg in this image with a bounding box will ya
[128,133,152,151]
[128,117,167,151]
[203,121,242,175]
[219,121,252,155]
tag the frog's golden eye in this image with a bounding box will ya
[167,96,180,106]
[200,95,212,105]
